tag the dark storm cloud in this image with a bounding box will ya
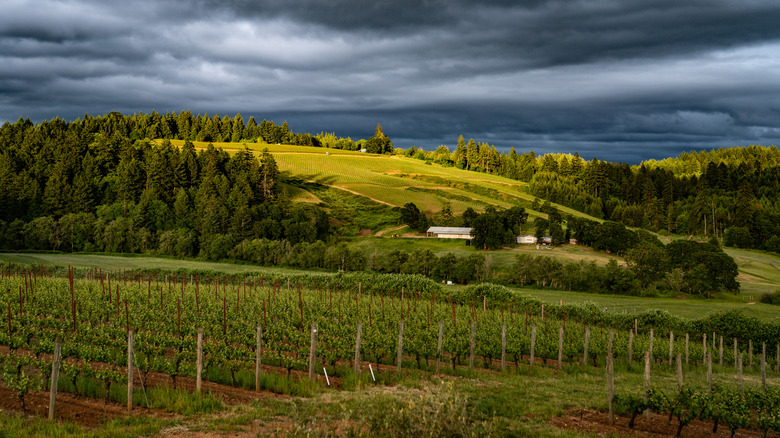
[3,0,780,163]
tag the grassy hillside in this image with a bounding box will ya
[724,247,780,296]
[158,140,780,301]
[164,140,597,225]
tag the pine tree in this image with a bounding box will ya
[453,135,467,169]
[43,162,71,217]
[733,179,756,227]
[231,114,245,142]
[466,139,478,170]
[259,148,279,200]
[220,115,232,141]
[173,188,193,229]
[245,116,258,140]
[559,156,571,175]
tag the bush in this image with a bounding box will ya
[760,291,780,306]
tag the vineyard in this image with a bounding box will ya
[1,262,780,436]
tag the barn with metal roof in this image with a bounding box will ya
[426,227,473,240]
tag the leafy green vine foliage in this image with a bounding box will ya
[621,385,780,438]
[613,392,647,428]
[1,354,43,413]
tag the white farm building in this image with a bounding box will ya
[516,235,553,244]
[516,235,537,244]
[426,227,473,240]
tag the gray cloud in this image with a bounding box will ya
[2,0,780,163]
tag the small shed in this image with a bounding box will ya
[426,226,473,240]
[516,235,537,244]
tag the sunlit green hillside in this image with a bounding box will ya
[164,140,597,224]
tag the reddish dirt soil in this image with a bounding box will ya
[0,383,175,428]
[551,408,775,438]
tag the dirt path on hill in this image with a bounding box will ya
[374,225,406,236]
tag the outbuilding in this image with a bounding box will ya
[426,226,473,240]
[516,235,537,244]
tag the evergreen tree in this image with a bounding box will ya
[43,162,71,217]
[231,114,245,142]
[733,179,756,227]
[453,135,467,169]
[173,188,193,229]
[259,148,279,200]
[466,139,478,170]
[220,115,232,141]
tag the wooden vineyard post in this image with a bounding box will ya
[685,333,689,365]
[354,321,362,376]
[738,352,744,392]
[436,321,443,375]
[72,299,77,333]
[255,325,262,391]
[628,330,633,365]
[308,322,317,380]
[607,352,614,426]
[703,333,707,365]
[634,318,638,335]
[469,320,475,370]
[644,351,651,419]
[501,322,506,372]
[608,329,613,362]
[707,351,713,393]
[127,330,133,411]
[558,326,564,370]
[396,320,404,373]
[648,328,654,364]
[719,336,723,367]
[197,328,203,394]
[48,337,62,420]
[668,331,674,365]
[734,338,738,368]
[761,342,766,393]
[676,353,683,391]
[583,326,589,366]
[530,324,536,369]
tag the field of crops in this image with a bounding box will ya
[2,264,778,399]
[2,261,780,436]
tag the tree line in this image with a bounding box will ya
[0,112,333,258]
[403,140,780,254]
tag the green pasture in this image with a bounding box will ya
[724,247,780,296]
[163,139,596,225]
[513,286,780,323]
[348,236,622,267]
[0,252,290,276]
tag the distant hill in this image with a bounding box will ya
[1,111,777,259]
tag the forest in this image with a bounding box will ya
[0,111,767,293]
[410,137,780,254]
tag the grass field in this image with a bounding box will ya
[348,236,623,269]
[724,247,780,296]
[163,139,597,226]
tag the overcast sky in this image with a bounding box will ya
[3,0,780,163]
